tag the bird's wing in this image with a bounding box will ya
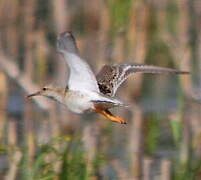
[91,98,125,110]
[57,32,99,92]
[91,100,121,110]
[96,63,189,97]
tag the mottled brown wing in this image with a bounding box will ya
[96,63,189,97]
[96,65,119,97]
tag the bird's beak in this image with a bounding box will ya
[26,91,41,99]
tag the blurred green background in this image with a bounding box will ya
[0,0,200,179]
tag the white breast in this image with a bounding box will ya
[64,91,94,114]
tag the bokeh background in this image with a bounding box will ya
[0,0,201,179]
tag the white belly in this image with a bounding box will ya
[64,91,94,114]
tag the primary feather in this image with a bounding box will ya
[96,63,189,97]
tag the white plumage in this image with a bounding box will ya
[61,52,99,93]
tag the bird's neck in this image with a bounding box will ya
[47,88,67,105]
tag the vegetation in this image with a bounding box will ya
[0,0,200,179]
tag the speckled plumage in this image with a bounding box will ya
[96,63,189,97]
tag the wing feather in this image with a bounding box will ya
[91,98,125,110]
[96,63,189,97]
[57,32,99,92]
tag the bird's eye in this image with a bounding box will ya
[42,87,47,91]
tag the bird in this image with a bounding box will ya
[27,31,189,124]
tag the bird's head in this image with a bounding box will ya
[27,85,67,102]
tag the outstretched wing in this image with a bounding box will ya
[96,63,189,97]
[57,32,99,92]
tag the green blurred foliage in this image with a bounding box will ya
[15,136,106,180]
[144,113,160,155]
[107,0,132,36]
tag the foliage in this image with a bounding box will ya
[9,136,104,180]
[107,0,132,36]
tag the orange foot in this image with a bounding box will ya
[94,108,126,124]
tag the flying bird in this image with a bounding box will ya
[27,32,189,124]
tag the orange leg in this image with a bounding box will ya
[94,108,126,124]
